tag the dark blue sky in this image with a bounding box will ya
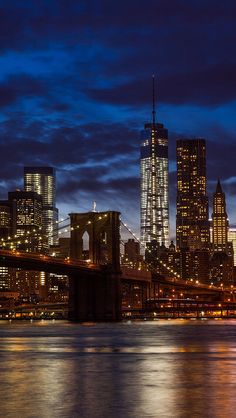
[0,0,236,239]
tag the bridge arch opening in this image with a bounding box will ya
[82,231,90,260]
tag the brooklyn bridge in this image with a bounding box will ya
[0,210,235,321]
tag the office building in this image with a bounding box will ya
[0,200,11,239]
[24,167,58,246]
[210,181,233,284]
[8,190,43,251]
[212,180,228,252]
[176,139,210,251]
[228,230,236,266]
[140,77,169,247]
[7,190,44,297]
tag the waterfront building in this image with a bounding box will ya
[0,201,11,289]
[24,167,58,246]
[176,139,210,251]
[8,190,45,298]
[140,77,169,248]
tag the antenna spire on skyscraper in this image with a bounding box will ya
[140,77,169,248]
[152,74,156,126]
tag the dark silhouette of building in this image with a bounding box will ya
[210,250,234,286]
[176,139,210,251]
[123,238,141,268]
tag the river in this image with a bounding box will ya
[1,319,236,418]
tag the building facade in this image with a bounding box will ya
[24,167,58,246]
[0,200,11,239]
[7,191,44,297]
[8,191,42,239]
[140,121,169,247]
[212,180,228,252]
[176,139,210,251]
[228,230,236,266]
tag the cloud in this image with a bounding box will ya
[0,117,139,196]
[0,0,235,238]
[86,60,236,107]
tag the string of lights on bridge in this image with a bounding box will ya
[119,218,235,296]
[0,211,218,285]
[0,211,234,296]
[0,213,110,249]
[0,218,70,249]
[120,219,181,279]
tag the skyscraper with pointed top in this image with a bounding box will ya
[212,179,229,252]
[140,76,169,248]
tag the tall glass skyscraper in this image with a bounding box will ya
[140,79,169,247]
[24,167,58,246]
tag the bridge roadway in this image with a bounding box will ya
[120,266,230,295]
[0,249,101,276]
[0,249,232,296]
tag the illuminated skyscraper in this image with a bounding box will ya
[211,182,233,284]
[140,77,169,247]
[212,180,228,252]
[8,190,44,295]
[228,230,236,265]
[0,201,11,289]
[0,200,11,239]
[176,139,210,250]
[24,167,58,246]
[8,191,42,243]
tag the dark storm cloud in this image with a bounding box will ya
[0,119,137,160]
[87,60,236,107]
[0,1,235,109]
[57,174,139,202]
[0,118,139,203]
[207,141,236,187]
[0,74,47,108]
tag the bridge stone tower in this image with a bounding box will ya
[68,211,122,321]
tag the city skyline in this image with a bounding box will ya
[1,5,236,418]
[0,1,235,239]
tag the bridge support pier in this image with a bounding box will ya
[68,269,122,321]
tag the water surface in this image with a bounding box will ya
[1,319,236,418]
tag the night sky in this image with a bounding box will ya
[0,1,236,239]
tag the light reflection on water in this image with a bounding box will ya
[1,320,236,418]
